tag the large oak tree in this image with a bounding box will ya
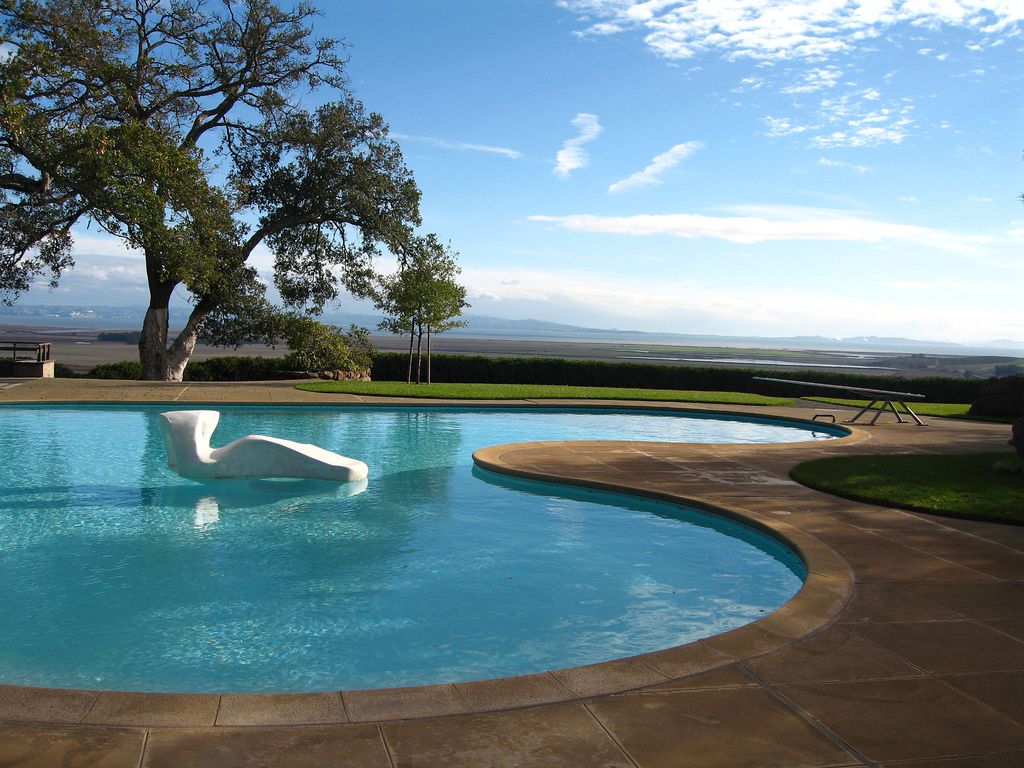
[0,0,420,379]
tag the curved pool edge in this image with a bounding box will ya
[467,441,856,692]
[0,440,855,730]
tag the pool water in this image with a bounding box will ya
[0,405,827,692]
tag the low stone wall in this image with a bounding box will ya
[0,359,54,378]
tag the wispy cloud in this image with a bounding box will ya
[608,141,703,194]
[782,66,843,94]
[812,90,914,148]
[553,113,603,179]
[764,88,914,148]
[818,158,872,174]
[763,116,813,137]
[462,265,1024,341]
[393,133,522,159]
[559,1,1024,61]
[528,205,992,253]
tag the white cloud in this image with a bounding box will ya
[462,264,1024,341]
[808,89,915,147]
[782,66,843,94]
[553,113,604,178]
[818,157,872,173]
[764,90,915,147]
[559,1,1024,61]
[763,116,814,136]
[608,141,703,194]
[528,205,992,253]
[880,279,1018,293]
[393,133,522,159]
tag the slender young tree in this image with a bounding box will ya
[375,234,467,384]
[0,0,420,380]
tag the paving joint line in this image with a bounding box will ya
[136,729,150,768]
[581,701,642,768]
[79,690,103,723]
[739,664,876,767]
[930,672,1024,731]
[339,689,353,724]
[212,694,224,726]
[377,722,397,768]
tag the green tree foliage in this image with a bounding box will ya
[375,234,468,383]
[0,0,420,380]
[282,318,374,375]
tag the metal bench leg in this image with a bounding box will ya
[874,399,906,425]
[848,399,881,424]
[897,400,927,426]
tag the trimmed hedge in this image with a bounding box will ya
[77,351,983,403]
[184,356,291,381]
[81,356,291,381]
[370,352,981,403]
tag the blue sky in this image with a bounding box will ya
[25,1,1024,342]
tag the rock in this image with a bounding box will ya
[968,374,1024,419]
[318,369,371,382]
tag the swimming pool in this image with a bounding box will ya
[0,404,837,692]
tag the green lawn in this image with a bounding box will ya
[296,380,796,406]
[791,452,1024,525]
[806,397,972,418]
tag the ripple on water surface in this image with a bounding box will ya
[0,405,819,691]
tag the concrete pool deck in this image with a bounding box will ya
[0,378,1021,767]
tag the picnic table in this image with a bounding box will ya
[753,376,927,426]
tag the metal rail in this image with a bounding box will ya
[753,376,927,426]
[0,340,52,363]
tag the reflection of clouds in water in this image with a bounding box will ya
[0,406,814,691]
[563,576,776,664]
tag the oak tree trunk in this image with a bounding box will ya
[139,278,174,381]
[137,272,212,381]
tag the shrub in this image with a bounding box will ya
[969,375,1024,418]
[53,363,78,378]
[97,331,142,343]
[282,320,374,374]
[86,360,143,379]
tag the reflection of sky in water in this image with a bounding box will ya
[0,405,810,692]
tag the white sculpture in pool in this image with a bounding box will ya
[158,410,368,482]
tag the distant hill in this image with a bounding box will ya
[2,303,1022,355]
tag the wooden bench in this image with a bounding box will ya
[754,376,927,426]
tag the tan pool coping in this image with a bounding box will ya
[1,378,1022,767]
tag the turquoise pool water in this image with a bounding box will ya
[0,405,828,692]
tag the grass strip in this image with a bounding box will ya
[295,380,796,406]
[791,452,1023,525]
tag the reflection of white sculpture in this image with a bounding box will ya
[158,410,368,482]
